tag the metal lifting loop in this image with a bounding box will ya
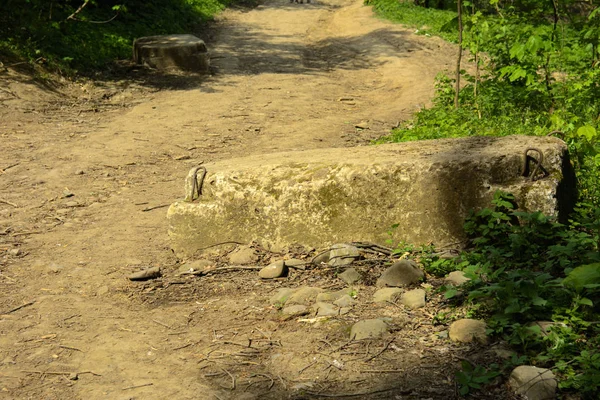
[521,148,545,181]
[184,165,207,202]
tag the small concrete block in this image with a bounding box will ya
[133,34,210,72]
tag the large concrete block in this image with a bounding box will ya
[167,136,575,257]
[133,34,209,72]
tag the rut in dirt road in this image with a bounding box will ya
[0,1,466,399]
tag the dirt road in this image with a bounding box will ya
[0,1,469,398]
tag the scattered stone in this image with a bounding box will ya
[292,382,316,391]
[338,268,361,284]
[281,305,309,318]
[65,201,79,208]
[316,289,352,303]
[8,248,22,257]
[328,244,360,266]
[340,307,352,315]
[285,258,308,270]
[228,246,258,265]
[373,288,403,303]
[334,294,356,308]
[437,330,449,339]
[355,121,370,129]
[259,260,288,279]
[97,286,110,296]
[376,260,424,287]
[312,250,330,265]
[178,259,214,275]
[488,344,515,360]
[128,266,162,281]
[63,190,75,198]
[47,263,62,274]
[68,373,79,381]
[75,170,85,175]
[509,366,557,400]
[445,271,470,286]
[400,288,426,309]
[350,319,388,340]
[449,319,488,344]
[314,302,339,317]
[1,356,16,365]
[270,288,296,306]
[286,287,324,305]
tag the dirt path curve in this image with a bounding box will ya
[0,1,461,399]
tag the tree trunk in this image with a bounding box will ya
[454,0,463,109]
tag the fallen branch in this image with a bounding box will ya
[0,163,19,173]
[122,382,153,391]
[59,345,84,352]
[183,266,262,277]
[305,387,411,398]
[298,361,317,375]
[249,373,275,389]
[360,369,404,374]
[364,338,394,362]
[21,370,101,376]
[152,319,173,330]
[222,368,236,390]
[0,199,18,207]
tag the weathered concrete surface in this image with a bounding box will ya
[168,135,574,257]
[133,34,210,72]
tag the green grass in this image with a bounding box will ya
[0,0,248,73]
[368,0,458,42]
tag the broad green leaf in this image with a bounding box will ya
[578,297,594,307]
[563,263,600,292]
[577,126,597,142]
[532,297,547,307]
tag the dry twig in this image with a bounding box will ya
[364,338,394,362]
[0,199,18,207]
[122,382,153,391]
[2,301,35,315]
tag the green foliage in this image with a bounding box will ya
[370,0,600,208]
[455,360,501,396]
[369,1,600,396]
[0,0,241,72]
[367,0,458,42]
[454,192,600,397]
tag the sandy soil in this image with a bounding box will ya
[0,1,506,399]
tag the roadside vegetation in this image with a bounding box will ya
[371,0,600,397]
[0,0,241,74]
